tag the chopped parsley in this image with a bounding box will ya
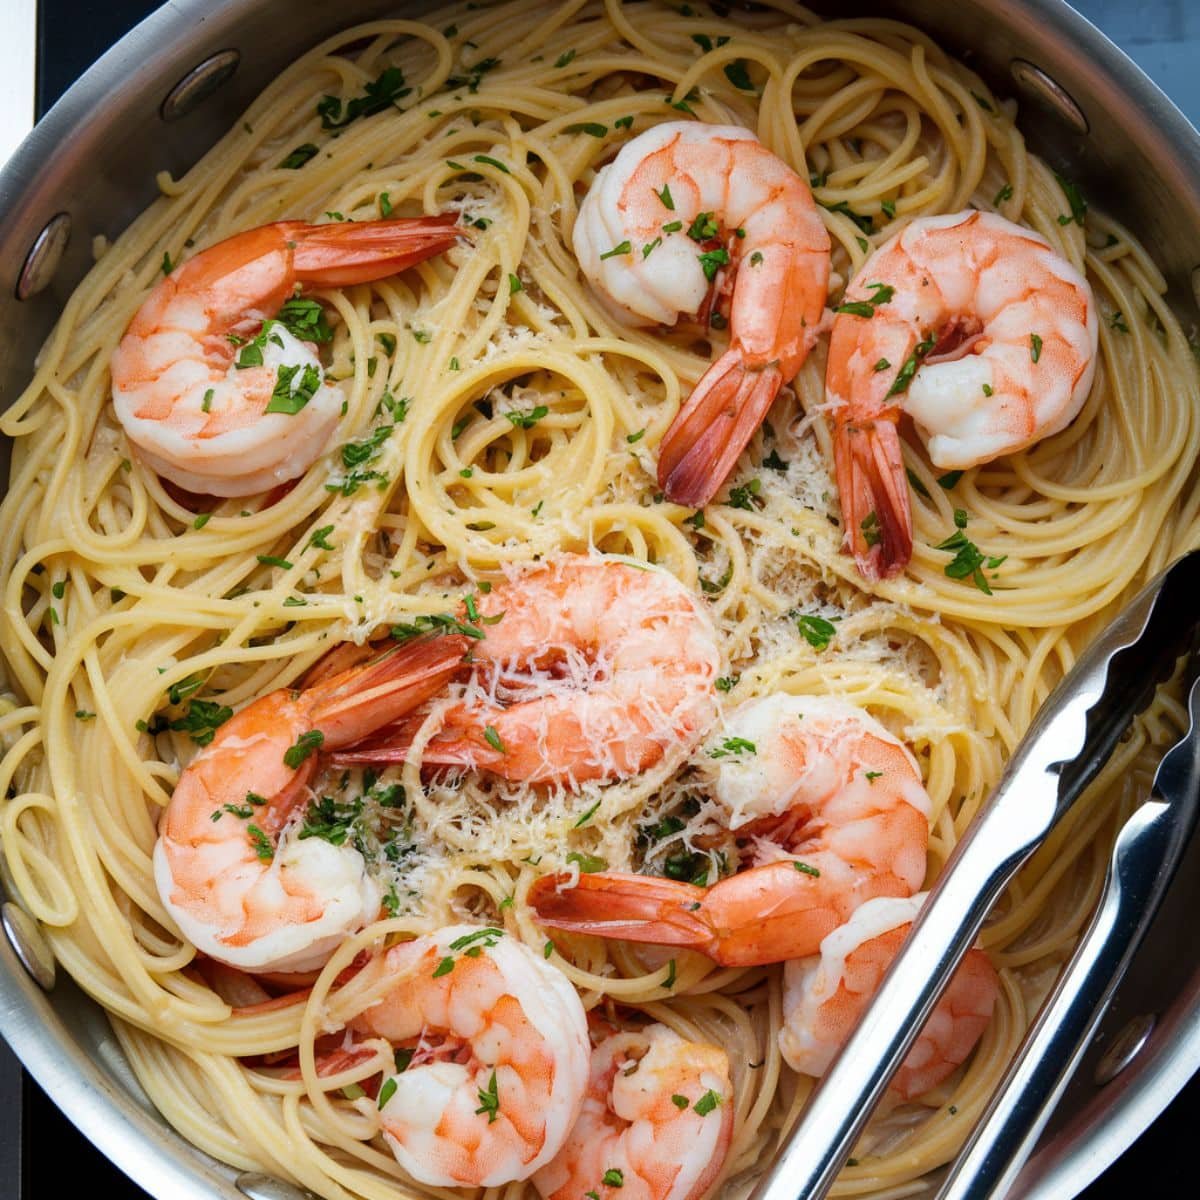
[671,1094,689,1109]
[600,241,632,260]
[709,736,756,758]
[937,470,963,490]
[475,1069,502,1123]
[246,824,273,862]
[276,298,333,345]
[934,509,1005,594]
[687,211,719,241]
[723,60,754,91]
[1054,173,1088,226]
[860,511,881,548]
[793,861,820,877]
[317,67,412,128]
[168,698,232,747]
[377,1078,398,1109]
[554,49,577,68]
[886,333,936,397]
[994,183,1013,206]
[566,122,608,138]
[161,251,174,275]
[694,1090,721,1116]
[698,247,730,281]
[508,273,523,294]
[715,674,739,693]
[1109,310,1130,333]
[642,237,662,259]
[835,281,894,319]
[820,199,874,234]
[283,729,325,769]
[1030,332,1043,363]
[265,362,321,415]
[505,404,549,429]
[279,143,319,170]
[906,466,931,500]
[432,956,455,978]
[566,851,607,873]
[881,198,896,219]
[614,115,634,130]
[656,183,675,210]
[483,724,505,753]
[795,613,837,651]
[379,192,392,217]
[726,478,762,510]
[449,928,505,952]
[257,554,293,570]
[603,1169,625,1188]
[574,799,602,828]
[474,153,510,174]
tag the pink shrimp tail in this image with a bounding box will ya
[528,872,717,950]
[657,354,784,507]
[281,214,461,287]
[832,413,913,581]
[308,635,472,749]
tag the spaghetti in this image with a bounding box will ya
[1,1,1197,1197]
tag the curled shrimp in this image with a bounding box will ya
[153,636,470,973]
[336,555,722,786]
[780,894,999,1101]
[344,925,590,1187]
[528,694,931,966]
[111,215,459,496]
[532,1022,733,1200]
[826,210,1098,580]
[574,122,830,507]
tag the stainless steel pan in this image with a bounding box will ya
[1,2,1198,1197]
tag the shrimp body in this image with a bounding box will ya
[532,1024,733,1200]
[826,210,1097,579]
[780,893,999,1101]
[574,122,830,507]
[338,556,722,786]
[349,926,590,1187]
[528,694,931,965]
[153,637,469,972]
[111,216,459,496]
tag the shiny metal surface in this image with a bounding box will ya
[0,2,1199,1199]
[160,50,242,122]
[15,212,73,301]
[1009,60,1089,134]
[1,903,56,993]
[937,673,1200,1199]
[236,1171,322,1200]
[749,552,1200,1200]
[1093,1015,1159,1088]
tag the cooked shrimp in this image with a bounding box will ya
[345,925,590,1187]
[336,555,722,786]
[533,1023,733,1200]
[780,893,999,1101]
[111,215,459,496]
[153,636,470,973]
[528,694,931,965]
[826,210,1098,580]
[574,122,830,507]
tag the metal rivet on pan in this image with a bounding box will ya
[236,1173,321,1200]
[1093,1013,1156,1086]
[15,212,71,301]
[1010,60,1089,136]
[1,901,56,991]
[160,50,240,122]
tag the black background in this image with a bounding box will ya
[13,0,1200,1196]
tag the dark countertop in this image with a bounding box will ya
[6,0,1199,1197]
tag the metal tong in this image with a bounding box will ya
[747,548,1200,1200]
